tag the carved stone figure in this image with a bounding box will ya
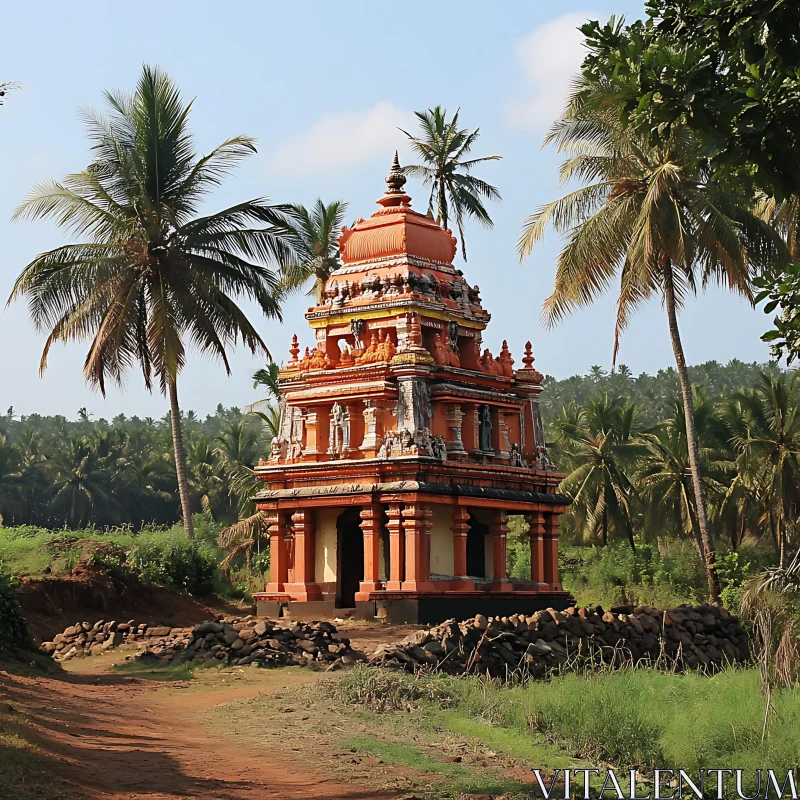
[270,436,286,462]
[510,442,525,468]
[328,402,350,458]
[431,436,447,460]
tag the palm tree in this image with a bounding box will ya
[0,435,23,525]
[637,396,731,558]
[756,195,800,260]
[728,371,800,567]
[49,438,117,526]
[401,106,501,260]
[554,396,640,550]
[8,65,294,539]
[247,362,282,438]
[278,200,348,302]
[518,77,783,602]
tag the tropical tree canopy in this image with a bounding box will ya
[8,64,295,538]
[518,74,784,602]
[278,199,348,302]
[401,106,501,260]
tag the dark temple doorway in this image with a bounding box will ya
[466,513,488,578]
[336,508,364,608]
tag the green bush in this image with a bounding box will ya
[0,567,33,654]
[557,540,708,608]
[128,531,216,597]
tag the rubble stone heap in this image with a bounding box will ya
[40,616,367,670]
[370,604,750,677]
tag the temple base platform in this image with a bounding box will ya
[254,589,572,625]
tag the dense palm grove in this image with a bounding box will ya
[2,360,797,573]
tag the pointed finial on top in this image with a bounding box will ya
[385,151,407,194]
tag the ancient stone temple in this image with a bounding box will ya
[253,155,571,623]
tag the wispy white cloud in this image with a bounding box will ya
[508,12,594,131]
[268,102,412,176]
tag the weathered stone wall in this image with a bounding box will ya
[371,604,749,677]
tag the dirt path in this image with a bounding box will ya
[1,662,396,800]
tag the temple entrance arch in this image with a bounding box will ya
[336,508,364,608]
[466,513,488,578]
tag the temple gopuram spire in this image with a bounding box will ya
[252,158,570,624]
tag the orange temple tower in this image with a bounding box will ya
[253,156,571,623]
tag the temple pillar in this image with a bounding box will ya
[385,503,404,590]
[451,507,470,578]
[285,510,322,600]
[265,512,289,592]
[445,404,467,458]
[302,409,320,459]
[489,509,508,581]
[544,512,561,589]
[527,511,547,589]
[359,503,383,595]
[359,400,380,456]
[462,403,480,454]
[401,503,434,591]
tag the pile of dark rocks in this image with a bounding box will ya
[40,616,367,670]
[40,620,184,661]
[370,604,749,678]
[143,617,367,669]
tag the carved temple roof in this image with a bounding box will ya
[339,153,457,266]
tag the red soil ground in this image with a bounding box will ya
[1,662,397,800]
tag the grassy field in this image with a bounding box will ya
[207,664,800,799]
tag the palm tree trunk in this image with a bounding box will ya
[778,516,785,568]
[601,506,608,547]
[439,182,448,231]
[663,264,720,602]
[168,378,195,540]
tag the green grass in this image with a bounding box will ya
[336,665,800,798]
[342,733,540,798]
[109,657,219,682]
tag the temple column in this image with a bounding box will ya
[359,503,383,594]
[302,409,319,459]
[463,403,480,455]
[445,404,467,458]
[385,503,404,590]
[401,503,434,591]
[265,512,289,592]
[527,511,547,589]
[359,400,380,456]
[489,509,508,581]
[544,512,561,589]
[451,507,470,578]
[286,509,321,600]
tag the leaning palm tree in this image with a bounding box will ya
[401,106,501,260]
[518,76,783,602]
[8,65,294,539]
[278,199,348,302]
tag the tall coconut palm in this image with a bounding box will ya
[8,65,294,539]
[401,106,501,260]
[278,200,348,302]
[518,77,783,601]
[728,371,800,567]
[554,396,640,550]
[637,396,731,558]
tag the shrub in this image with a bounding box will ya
[128,531,216,597]
[0,567,33,653]
[333,665,459,711]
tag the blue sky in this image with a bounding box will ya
[0,1,772,419]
